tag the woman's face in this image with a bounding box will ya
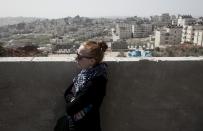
[75,45,96,69]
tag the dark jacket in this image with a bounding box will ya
[64,75,107,131]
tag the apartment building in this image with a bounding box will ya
[194,30,203,46]
[151,13,171,27]
[116,23,132,39]
[132,24,153,38]
[155,26,182,47]
[114,22,152,40]
[161,13,171,24]
[177,15,196,26]
[181,25,203,44]
[172,19,178,26]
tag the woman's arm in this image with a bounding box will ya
[65,76,107,115]
[64,83,74,102]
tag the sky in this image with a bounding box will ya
[0,0,203,18]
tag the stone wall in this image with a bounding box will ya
[1,57,203,131]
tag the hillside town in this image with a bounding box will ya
[1,14,203,57]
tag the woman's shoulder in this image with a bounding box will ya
[94,75,107,81]
[90,75,108,86]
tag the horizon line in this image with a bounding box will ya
[0,14,202,19]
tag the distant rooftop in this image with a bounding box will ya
[179,15,193,19]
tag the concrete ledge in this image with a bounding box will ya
[1,59,203,131]
[1,56,203,62]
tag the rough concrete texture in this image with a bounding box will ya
[1,58,203,131]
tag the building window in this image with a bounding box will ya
[165,37,169,40]
[165,33,170,36]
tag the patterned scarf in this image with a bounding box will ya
[71,63,107,121]
[72,62,107,96]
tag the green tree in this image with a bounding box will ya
[0,43,6,56]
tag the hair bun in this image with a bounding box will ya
[98,41,108,52]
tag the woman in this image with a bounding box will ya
[55,41,108,131]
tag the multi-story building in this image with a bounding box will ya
[172,19,178,26]
[177,15,196,27]
[150,15,160,22]
[155,26,182,47]
[171,15,176,20]
[151,13,171,27]
[112,28,120,42]
[181,25,203,44]
[132,24,153,38]
[114,23,152,40]
[171,15,178,26]
[193,30,203,46]
[116,23,132,39]
[160,13,171,25]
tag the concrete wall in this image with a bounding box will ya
[1,57,203,131]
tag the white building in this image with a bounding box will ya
[132,24,153,38]
[194,30,203,46]
[172,19,178,26]
[111,28,120,41]
[155,26,182,47]
[116,23,132,39]
[181,25,203,44]
[177,15,196,27]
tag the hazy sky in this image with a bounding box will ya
[0,0,202,18]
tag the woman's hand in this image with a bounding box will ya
[73,110,85,121]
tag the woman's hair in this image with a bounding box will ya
[82,41,108,64]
